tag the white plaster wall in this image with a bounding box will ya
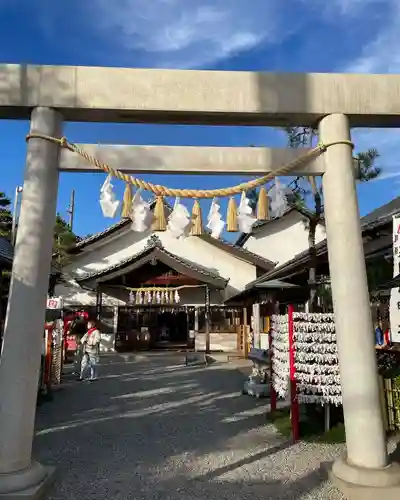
[55,228,258,306]
[158,232,256,294]
[67,229,151,277]
[243,212,326,265]
[55,278,124,307]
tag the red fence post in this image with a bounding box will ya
[269,321,277,412]
[288,305,300,442]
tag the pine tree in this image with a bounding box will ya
[285,127,381,311]
[247,188,258,213]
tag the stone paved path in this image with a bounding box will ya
[34,352,344,500]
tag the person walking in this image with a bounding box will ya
[69,313,89,376]
[79,320,101,381]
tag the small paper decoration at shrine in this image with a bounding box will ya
[207,198,225,239]
[130,189,153,232]
[129,288,181,305]
[98,175,275,238]
[270,177,289,218]
[270,312,342,406]
[190,200,203,236]
[293,312,341,406]
[153,196,167,231]
[237,191,256,233]
[226,197,238,232]
[271,315,290,398]
[99,175,120,218]
[257,186,269,221]
[167,197,191,238]
[121,183,133,218]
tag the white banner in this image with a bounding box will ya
[46,296,63,310]
[390,215,400,343]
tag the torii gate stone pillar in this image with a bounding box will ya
[320,113,400,497]
[0,107,61,497]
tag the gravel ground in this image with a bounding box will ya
[34,352,345,500]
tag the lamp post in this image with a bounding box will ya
[11,186,23,246]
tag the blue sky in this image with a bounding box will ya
[1,0,400,238]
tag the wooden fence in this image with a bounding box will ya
[381,375,400,432]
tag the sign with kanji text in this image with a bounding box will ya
[46,296,63,310]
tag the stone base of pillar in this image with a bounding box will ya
[0,461,55,499]
[329,456,400,500]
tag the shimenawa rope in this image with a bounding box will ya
[25,134,354,199]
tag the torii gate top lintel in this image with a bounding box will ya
[0,63,399,127]
[1,64,400,498]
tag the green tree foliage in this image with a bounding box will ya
[0,191,13,329]
[284,127,381,311]
[0,194,78,326]
[53,214,78,267]
[0,192,12,239]
[247,188,258,213]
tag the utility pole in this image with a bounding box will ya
[11,186,23,246]
[67,189,75,232]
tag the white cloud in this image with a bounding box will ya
[321,0,388,16]
[85,0,291,68]
[342,0,400,73]
[339,0,400,181]
[337,4,397,177]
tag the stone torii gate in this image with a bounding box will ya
[0,64,399,499]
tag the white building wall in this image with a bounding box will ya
[55,229,258,352]
[55,229,257,307]
[157,232,256,293]
[69,229,151,278]
[243,212,326,265]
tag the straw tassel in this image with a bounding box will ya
[152,196,167,231]
[121,183,133,218]
[190,199,203,236]
[226,197,238,232]
[257,186,269,221]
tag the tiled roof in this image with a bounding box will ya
[73,198,161,251]
[71,202,274,270]
[0,236,60,274]
[74,219,129,250]
[250,206,395,285]
[76,235,228,288]
[0,237,13,265]
[199,233,275,270]
[236,205,325,246]
[360,196,400,226]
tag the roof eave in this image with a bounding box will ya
[76,244,227,290]
[72,198,171,252]
[198,233,275,270]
